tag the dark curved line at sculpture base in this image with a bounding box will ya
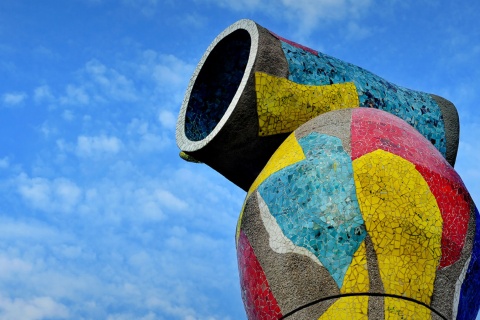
[279,293,447,320]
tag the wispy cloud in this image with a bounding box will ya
[158,110,176,130]
[57,59,138,106]
[33,85,55,104]
[75,135,123,157]
[122,0,160,16]
[198,0,373,38]
[2,92,27,107]
[0,295,69,320]
[16,174,82,214]
[0,157,9,169]
[346,21,372,40]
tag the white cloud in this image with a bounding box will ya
[149,53,195,94]
[106,312,157,320]
[135,50,194,101]
[76,135,122,157]
[60,85,90,105]
[155,189,188,211]
[0,296,69,320]
[158,110,176,129]
[2,92,27,107]
[126,118,172,153]
[199,0,373,37]
[0,157,9,169]
[346,21,372,40]
[39,121,59,138]
[122,0,159,16]
[180,13,208,29]
[136,132,171,152]
[57,59,137,107]
[0,219,58,240]
[33,85,54,104]
[0,256,32,276]
[62,109,74,121]
[84,59,138,102]
[16,174,82,213]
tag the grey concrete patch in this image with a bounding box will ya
[365,235,385,319]
[295,109,353,157]
[431,94,460,167]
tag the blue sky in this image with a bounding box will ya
[0,0,479,319]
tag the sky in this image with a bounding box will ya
[0,0,479,319]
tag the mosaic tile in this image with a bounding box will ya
[276,40,447,158]
[318,296,369,319]
[351,108,470,268]
[341,240,369,294]
[456,207,480,319]
[257,191,324,267]
[268,30,318,55]
[239,191,341,319]
[237,230,283,320]
[256,132,366,287]
[255,72,359,136]
[235,108,476,319]
[352,149,442,305]
[248,133,305,198]
[384,298,432,319]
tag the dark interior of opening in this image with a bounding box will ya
[184,29,251,141]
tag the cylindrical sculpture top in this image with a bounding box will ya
[176,19,459,191]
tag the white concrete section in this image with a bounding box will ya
[452,256,471,319]
[256,191,323,267]
[176,19,259,152]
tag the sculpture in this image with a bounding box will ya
[176,19,480,319]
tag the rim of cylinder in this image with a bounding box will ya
[175,19,259,152]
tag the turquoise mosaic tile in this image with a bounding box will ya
[257,132,366,287]
[280,42,447,156]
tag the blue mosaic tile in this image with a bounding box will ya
[279,42,447,157]
[257,132,366,287]
[457,206,480,320]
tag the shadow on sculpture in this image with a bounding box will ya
[176,19,480,320]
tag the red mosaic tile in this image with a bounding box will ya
[237,230,283,320]
[268,30,318,56]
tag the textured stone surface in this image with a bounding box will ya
[431,94,460,166]
[294,108,353,155]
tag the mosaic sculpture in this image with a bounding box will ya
[176,19,480,319]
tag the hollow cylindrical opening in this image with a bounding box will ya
[184,29,251,141]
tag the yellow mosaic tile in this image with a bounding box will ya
[235,200,247,245]
[247,132,305,197]
[385,297,431,319]
[255,72,359,136]
[341,240,369,294]
[318,296,369,319]
[352,149,443,305]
